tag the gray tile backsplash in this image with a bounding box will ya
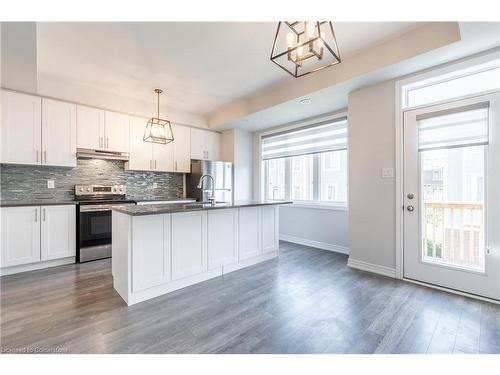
[0,159,184,202]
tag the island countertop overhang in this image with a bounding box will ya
[112,201,292,216]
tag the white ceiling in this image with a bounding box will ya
[37,22,419,116]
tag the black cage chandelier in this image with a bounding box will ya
[143,88,174,144]
[270,21,341,78]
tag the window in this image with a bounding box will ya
[262,116,348,206]
[402,57,500,109]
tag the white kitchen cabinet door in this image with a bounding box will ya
[132,214,171,292]
[127,116,153,171]
[190,128,221,161]
[171,211,208,280]
[262,206,278,253]
[104,111,130,152]
[76,105,105,150]
[190,127,206,160]
[153,142,174,172]
[1,91,42,165]
[207,209,238,269]
[238,207,262,260]
[173,125,191,172]
[0,207,41,267]
[42,99,77,167]
[40,205,76,261]
[207,131,221,161]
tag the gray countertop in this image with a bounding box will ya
[0,200,77,207]
[113,201,293,216]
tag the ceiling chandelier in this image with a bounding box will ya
[270,21,341,78]
[143,88,174,144]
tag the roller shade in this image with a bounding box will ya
[418,102,489,151]
[262,117,347,160]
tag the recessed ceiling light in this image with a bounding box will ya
[300,98,312,105]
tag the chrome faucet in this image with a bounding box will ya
[197,174,216,205]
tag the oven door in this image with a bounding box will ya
[79,206,112,249]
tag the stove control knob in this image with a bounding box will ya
[86,188,91,192]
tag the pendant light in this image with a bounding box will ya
[270,21,341,78]
[143,88,174,144]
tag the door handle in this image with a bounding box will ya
[407,205,414,212]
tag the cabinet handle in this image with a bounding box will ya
[105,138,109,149]
[44,151,47,164]
[175,161,178,171]
[99,137,103,148]
[35,209,38,222]
[36,150,39,163]
[43,208,46,221]
[154,160,157,169]
[150,160,152,169]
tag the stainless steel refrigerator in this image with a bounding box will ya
[186,160,233,203]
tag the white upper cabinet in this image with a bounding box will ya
[42,98,77,167]
[0,206,41,268]
[127,116,153,171]
[1,91,42,165]
[104,111,130,153]
[40,205,76,261]
[76,105,105,150]
[173,125,191,172]
[153,142,174,172]
[190,128,221,161]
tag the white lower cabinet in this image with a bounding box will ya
[262,206,278,254]
[40,205,76,261]
[238,206,262,260]
[1,205,76,271]
[171,211,208,280]
[207,209,238,269]
[0,206,41,267]
[132,215,171,292]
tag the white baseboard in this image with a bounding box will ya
[347,258,396,278]
[0,257,75,276]
[280,234,349,255]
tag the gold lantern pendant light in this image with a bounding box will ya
[270,21,341,78]
[144,88,174,144]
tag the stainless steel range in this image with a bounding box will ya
[75,184,136,263]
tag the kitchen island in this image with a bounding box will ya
[112,201,291,305]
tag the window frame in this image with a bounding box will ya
[259,111,349,210]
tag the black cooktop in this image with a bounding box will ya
[75,196,136,205]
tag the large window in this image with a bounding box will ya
[262,116,348,205]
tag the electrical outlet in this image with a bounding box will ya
[153,183,158,189]
[47,180,55,189]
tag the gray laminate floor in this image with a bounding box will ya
[1,241,499,354]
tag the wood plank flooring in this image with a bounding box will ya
[1,241,499,354]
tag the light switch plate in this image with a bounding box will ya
[153,183,158,189]
[381,168,394,178]
[47,180,55,189]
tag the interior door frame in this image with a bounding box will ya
[394,50,500,285]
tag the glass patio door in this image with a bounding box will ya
[403,93,500,300]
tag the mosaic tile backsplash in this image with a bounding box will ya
[0,159,184,202]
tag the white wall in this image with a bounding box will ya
[279,207,349,253]
[347,79,396,269]
[1,22,38,93]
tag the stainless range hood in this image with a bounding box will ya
[76,148,129,161]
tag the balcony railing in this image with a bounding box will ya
[423,201,484,270]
